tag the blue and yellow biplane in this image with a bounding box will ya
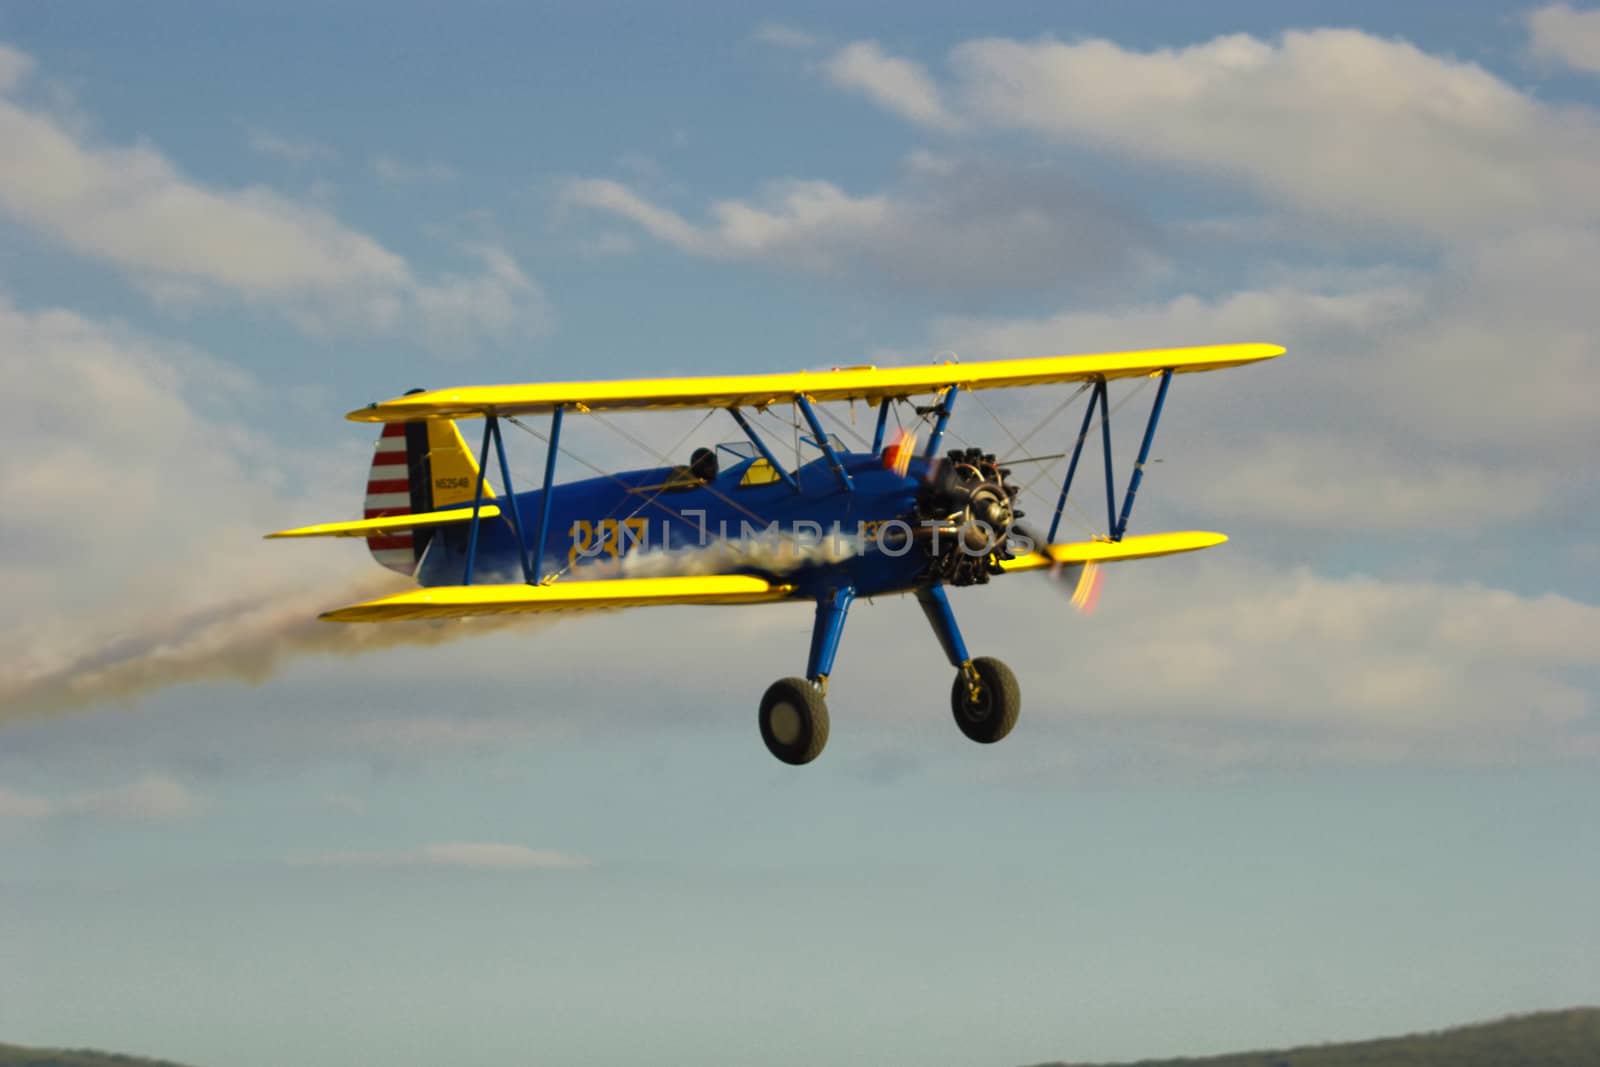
[270,343,1282,764]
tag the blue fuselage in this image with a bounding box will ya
[415,451,937,599]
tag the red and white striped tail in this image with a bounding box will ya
[366,423,419,574]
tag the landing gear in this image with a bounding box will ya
[951,657,1020,744]
[755,582,1021,763]
[757,585,853,765]
[759,678,830,765]
[918,583,1022,746]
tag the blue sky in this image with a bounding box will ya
[2,4,1599,1066]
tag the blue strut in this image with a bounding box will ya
[807,585,855,685]
[795,395,854,492]
[871,398,892,454]
[1047,379,1105,544]
[915,584,970,668]
[1114,370,1173,541]
[490,416,534,584]
[728,407,800,492]
[531,405,564,582]
[463,414,496,586]
[1098,377,1117,536]
[924,386,959,457]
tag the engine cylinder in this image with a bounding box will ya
[908,447,1022,585]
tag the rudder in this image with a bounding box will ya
[364,408,492,575]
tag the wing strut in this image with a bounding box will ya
[461,405,564,586]
[463,414,496,584]
[795,395,854,493]
[870,398,892,454]
[1115,369,1172,541]
[531,404,564,583]
[1047,378,1103,543]
[1098,375,1116,536]
[924,385,959,457]
[728,407,800,492]
[1044,370,1176,545]
[490,415,534,583]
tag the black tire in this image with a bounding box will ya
[950,657,1020,744]
[759,677,830,765]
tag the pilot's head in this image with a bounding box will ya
[690,447,718,481]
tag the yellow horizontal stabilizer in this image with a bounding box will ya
[998,530,1229,574]
[266,504,503,540]
[346,343,1284,422]
[320,574,795,622]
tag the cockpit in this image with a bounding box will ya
[713,435,845,487]
[666,434,849,490]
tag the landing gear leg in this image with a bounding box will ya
[758,586,854,765]
[916,584,1021,744]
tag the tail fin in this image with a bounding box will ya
[364,410,492,575]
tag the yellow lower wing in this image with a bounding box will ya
[998,530,1227,573]
[266,505,502,539]
[321,574,795,622]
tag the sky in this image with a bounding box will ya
[1,3,1599,1065]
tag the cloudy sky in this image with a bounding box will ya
[2,3,1598,1065]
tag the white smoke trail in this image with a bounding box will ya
[0,573,540,724]
[0,533,856,726]
[611,530,860,579]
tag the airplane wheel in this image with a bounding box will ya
[759,677,830,765]
[951,657,1020,744]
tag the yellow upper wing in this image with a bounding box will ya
[347,343,1284,422]
[320,574,795,622]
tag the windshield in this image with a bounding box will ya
[715,432,849,467]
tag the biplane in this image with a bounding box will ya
[270,343,1283,765]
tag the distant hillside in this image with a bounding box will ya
[0,1045,192,1067]
[1032,1008,1600,1067]
[6,1009,1596,1067]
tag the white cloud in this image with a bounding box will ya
[5,486,1593,775]
[926,223,1600,533]
[403,242,543,352]
[0,297,340,613]
[563,155,1157,293]
[0,786,53,819]
[773,556,1600,772]
[372,156,456,184]
[751,23,819,50]
[0,97,404,291]
[0,297,547,722]
[342,715,542,753]
[0,43,545,349]
[0,773,197,821]
[823,41,961,131]
[290,842,592,871]
[1186,435,1555,532]
[824,29,1600,238]
[584,232,636,256]
[1029,560,1599,739]
[247,550,1600,771]
[564,176,885,263]
[330,562,1594,773]
[0,42,31,90]
[247,128,337,164]
[1528,4,1600,74]
[322,793,367,815]
[66,773,198,819]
